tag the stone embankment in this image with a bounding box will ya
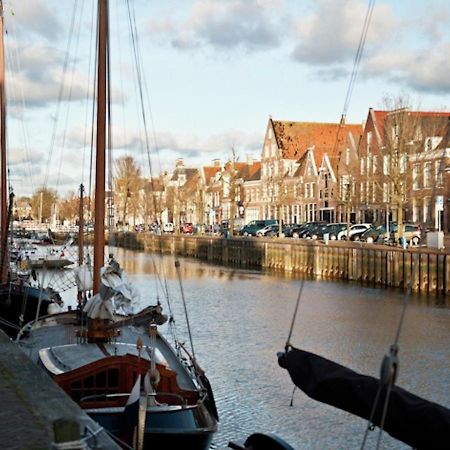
[113,233,449,296]
[0,330,120,449]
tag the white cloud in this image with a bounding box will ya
[149,0,283,52]
[291,0,397,65]
[7,0,63,40]
[6,42,91,107]
[363,44,450,94]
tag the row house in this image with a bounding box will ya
[146,109,449,233]
[165,158,198,225]
[201,159,223,226]
[358,108,449,230]
[221,156,261,228]
[243,118,362,224]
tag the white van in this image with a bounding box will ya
[163,222,174,233]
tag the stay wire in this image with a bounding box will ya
[285,279,304,352]
[126,0,173,317]
[81,0,96,188]
[44,0,78,188]
[174,260,196,364]
[56,0,85,191]
[360,253,417,450]
[331,0,375,160]
[4,11,35,193]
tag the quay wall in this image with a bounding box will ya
[112,233,449,296]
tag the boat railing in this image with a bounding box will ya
[80,392,187,407]
[80,393,129,403]
[146,392,187,407]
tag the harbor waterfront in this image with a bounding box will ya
[77,247,449,449]
[111,232,449,296]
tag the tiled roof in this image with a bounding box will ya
[202,166,222,185]
[170,167,197,182]
[271,120,362,167]
[182,170,200,193]
[238,161,261,181]
[293,152,308,177]
[372,109,450,143]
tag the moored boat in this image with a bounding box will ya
[17,258,218,449]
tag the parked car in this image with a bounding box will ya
[162,222,174,233]
[337,223,371,240]
[390,223,422,246]
[360,223,393,243]
[255,223,290,237]
[321,223,347,240]
[180,222,194,234]
[239,219,277,236]
[302,222,328,239]
[289,223,310,238]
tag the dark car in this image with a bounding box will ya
[360,223,392,243]
[301,222,328,239]
[288,223,309,238]
[256,223,291,237]
[239,219,278,236]
[321,223,348,240]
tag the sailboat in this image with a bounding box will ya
[0,2,59,338]
[17,1,218,448]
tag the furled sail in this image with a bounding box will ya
[84,259,140,319]
[278,347,450,450]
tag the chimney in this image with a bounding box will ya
[246,155,253,166]
[212,158,221,167]
[176,158,184,168]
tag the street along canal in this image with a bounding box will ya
[59,247,449,449]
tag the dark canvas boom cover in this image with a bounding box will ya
[278,347,450,450]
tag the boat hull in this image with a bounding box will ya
[0,283,53,337]
[89,406,216,450]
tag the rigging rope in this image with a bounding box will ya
[360,256,417,450]
[331,0,376,159]
[124,0,176,334]
[4,12,35,194]
[44,0,78,189]
[285,279,304,352]
[55,0,85,192]
[174,260,196,364]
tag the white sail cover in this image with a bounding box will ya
[75,264,94,292]
[83,259,140,319]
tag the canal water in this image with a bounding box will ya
[55,247,449,449]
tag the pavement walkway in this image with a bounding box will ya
[0,330,120,449]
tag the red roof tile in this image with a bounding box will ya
[271,120,362,167]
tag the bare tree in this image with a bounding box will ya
[336,135,361,239]
[114,155,142,227]
[223,148,241,236]
[31,187,57,222]
[375,96,448,241]
[58,191,80,224]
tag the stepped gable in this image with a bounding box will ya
[271,120,362,167]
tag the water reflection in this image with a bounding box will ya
[53,247,450,449]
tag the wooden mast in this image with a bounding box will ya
[0,0,8,284]
[93,0,108,294]
[77,184,84,305]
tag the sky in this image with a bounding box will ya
[4,0,450,198]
